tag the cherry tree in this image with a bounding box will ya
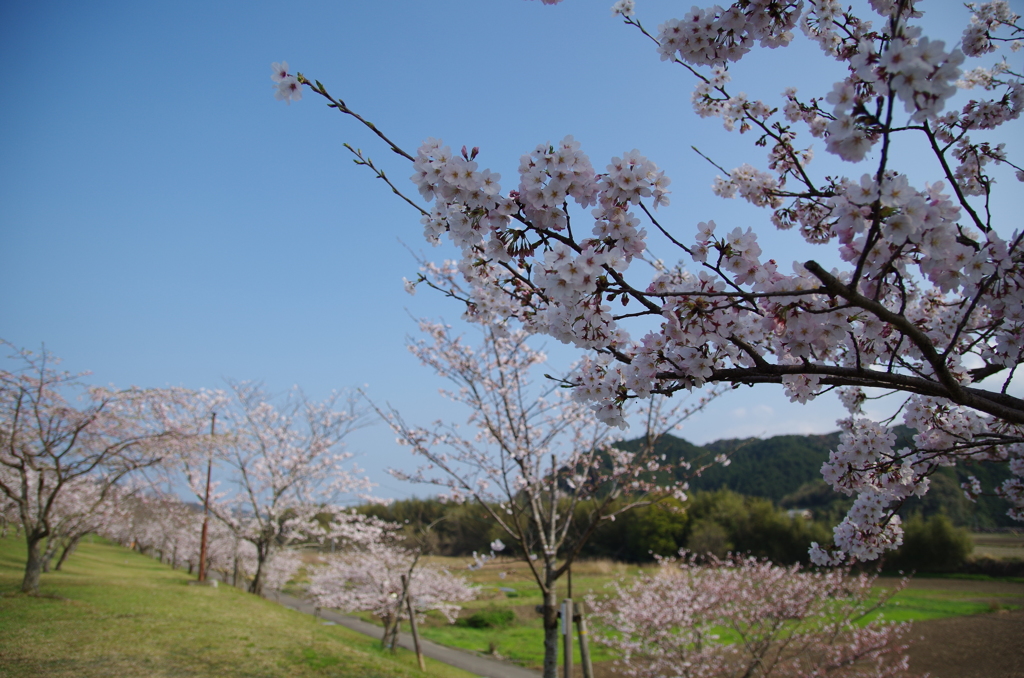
[1,492,17,537]
[0,342,202,593]
[279,0,1024,566]
[183,381,373,596]
[589,555,917,678]
[308,537,476,648]
[100,491,256,582]
[127,492,206,572]
[41,478,126,572]
[368,280,721,676]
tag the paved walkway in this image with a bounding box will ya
[274,591,540,678]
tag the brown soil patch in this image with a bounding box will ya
[907,608,1023,678]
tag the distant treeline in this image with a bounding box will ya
[357,489,981,572]
[356,428,1018,572]
[356,489,830,564]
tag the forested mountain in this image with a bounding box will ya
[624,432,841,503]
[622,429,1014,529]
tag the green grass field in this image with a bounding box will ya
[363,556,1022,671]
[3,537,1018,677]
[0,535,475,678]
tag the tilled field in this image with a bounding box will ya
[901,576,1024,678]
[907,607,1023,678]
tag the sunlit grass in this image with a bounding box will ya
[0,535,475,678]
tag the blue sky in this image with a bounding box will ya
[2,0,1021,500]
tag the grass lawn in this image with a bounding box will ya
[366,557,644,669]
[0,535,476,678]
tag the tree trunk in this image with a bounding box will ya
[54,535,81,571]
[248,543,267,596]
[381,613,399,650]
[542,586,559,678]
[41,537,61,573]
[22,532,46,594]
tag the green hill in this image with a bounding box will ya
[616,428,1014,529]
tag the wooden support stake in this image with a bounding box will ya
[403,574,427,672]
[563,598,573,678]
[575,601,594,678]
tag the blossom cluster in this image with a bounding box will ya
[961,0,1021,57]
[309,540,476,626]
[656,1,802,67]
[590,555,916,678]
[270,61,301,104]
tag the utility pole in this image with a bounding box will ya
[197,412,216,582]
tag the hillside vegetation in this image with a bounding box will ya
[360,428,1017,572]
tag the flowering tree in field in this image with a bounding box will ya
[279,0,1024,568]
[183,381,373,596]
[589,555,916,678]
[308,537,476,648]
[258,547,304,597]
[105,491,196,568]
[0,342,202,594]
[100,491,257,582]
[41,478,126,572]
[367,277,721,675]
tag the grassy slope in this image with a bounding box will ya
[0,536,474,678]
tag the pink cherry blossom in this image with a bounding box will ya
[590,555,919,678]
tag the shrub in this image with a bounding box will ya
[459,606,516,629]
[884,514,973,573]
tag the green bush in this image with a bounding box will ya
[458,606,516,629]
[684,490,832,564]
[885,514,973,573]
[687,518,732,558]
